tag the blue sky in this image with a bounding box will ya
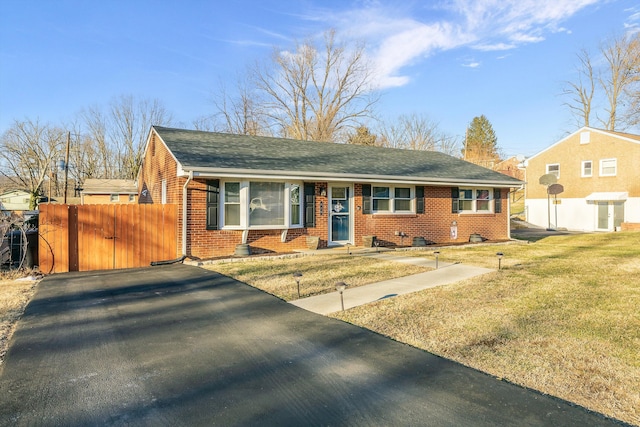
[1,0,638,157]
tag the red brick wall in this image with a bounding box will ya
[353,184,509,247]
[138,131,185,254]
[139,131,510,258]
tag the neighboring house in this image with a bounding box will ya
[80,179,138,204]
[494,156,525,180]
[524,127,640,232]
[0,190,31,212]
[138,126,523,258]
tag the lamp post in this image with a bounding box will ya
[293,272,303,298]
[496,252,504,270]
[433,251,440,269]
[335,281,347,311]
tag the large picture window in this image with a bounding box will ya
[249,182,285,226]
[218,180,302,229]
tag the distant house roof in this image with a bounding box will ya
[151,126,523,187]
[81,179,138,195]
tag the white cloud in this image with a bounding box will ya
[473,42,516,51]
[308,0,601,88]
[462,61,481,68]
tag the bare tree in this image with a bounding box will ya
[0,120,65,208]
[251,29,378,142]
[599,32,640,130]
[65,119,103,191]
[80,105,116,178]
[562,48,595,128]
[109,95,173,180]
[563,33,639,131]
[211,76,269,136]
[79,95,173,180]
[378,114,440,150]
[377,113,459,154]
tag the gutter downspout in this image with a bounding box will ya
[182,171,193,256]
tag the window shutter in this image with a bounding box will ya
[415,186,425,214]
[304,183,316,228]
[206,180,219,230]
[451,187,459,213]
[362,184,372,214]
[494,188,502,213]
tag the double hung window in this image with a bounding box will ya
[454,187,494,213]
[546,164,560,178]
[600,159,617,176]
[371,186,413,213]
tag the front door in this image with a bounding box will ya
[329,186,351,244]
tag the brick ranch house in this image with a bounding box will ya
[137,126,524,259]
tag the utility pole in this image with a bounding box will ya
[64,131,70,204]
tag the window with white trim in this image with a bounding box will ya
[600,158,617,176]
[394,187,412,211]
[546,163,560,178]
[456,187,494,213]
[110,194,119,202]
[372,186,390,211]
[581,160,592,177]
[220,180,302,229]
[290,184,301,226]
[371,186,413,213]
[224,182,241,226]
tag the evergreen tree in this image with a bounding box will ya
[347,125,378,146]
[462,115,500,166]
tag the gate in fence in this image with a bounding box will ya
[39,204,178,273]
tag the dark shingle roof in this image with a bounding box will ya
[153,126,523,186]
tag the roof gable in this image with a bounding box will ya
[527,126,640,162]
[151,126,522,186]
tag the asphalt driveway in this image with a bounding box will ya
[0,265,622,426]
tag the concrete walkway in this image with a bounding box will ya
[290,252,493,315]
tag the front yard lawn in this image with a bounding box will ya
[211,233,640,425]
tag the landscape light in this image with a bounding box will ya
[433,251,440,269]
[496,252,504,270]
[335,281,347,311]
[293,272,303,298]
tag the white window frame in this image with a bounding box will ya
[371,185,414,214]
[110,194,119,202]
[458,187,494,213]
[161,179,167,204]
[600,158,617,177]
[581,160,592,177]
[220,180,303,230]
[546,163,560,179]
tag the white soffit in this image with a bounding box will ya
[585,192,628,201]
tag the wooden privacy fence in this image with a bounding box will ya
[39,204,178,273]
